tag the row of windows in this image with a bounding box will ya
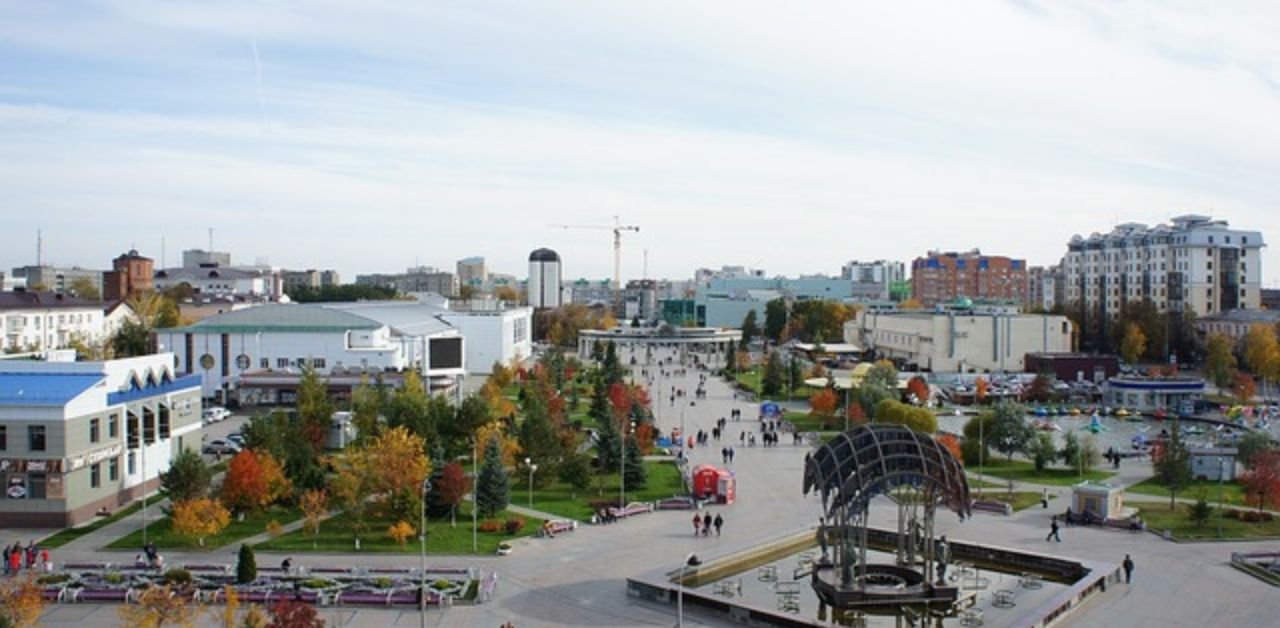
[198,354,328,370]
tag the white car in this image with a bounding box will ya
[202,407,231,424]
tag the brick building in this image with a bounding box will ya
[103,250,154,302]
[910,249,1027,306]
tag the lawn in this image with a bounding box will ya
[519,460,686,521]
[785,411,847,433]
[107,506,303,551]
[254,504,541,555]
[39,500,146,548]
[734,369,812,401]
[972,457,1115,486]
[1137,504,1280,541]
[1126,476,1249,505]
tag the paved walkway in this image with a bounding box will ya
[28,348,1280,626]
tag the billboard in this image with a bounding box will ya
[429,337,463,370]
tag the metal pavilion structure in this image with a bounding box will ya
[803,424,971,613]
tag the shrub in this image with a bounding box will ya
[236,544,257,585]
[299,578,336,589]
[386,520,415,546]
[504,517,526,534]
[478,519,502,533]
[104,573,125,585]
[373,577,393,589]
[163,568,192,586]
[38,573,72,585]
[429,578,454,590]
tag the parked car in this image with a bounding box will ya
[202,407,230,424]
[226,433,246,447]
[202,439,241,455]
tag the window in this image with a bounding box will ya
[277,358,289,368]
[128,452,136,475]
[28,425,46,451]
[313,358,326,369]
[90,463,101,489]
[90,418,100,443]
[109,414,118,438]
[109,457,119,481]
[0,425,5,450]
[159,408,170,439]
[260,357,269,369]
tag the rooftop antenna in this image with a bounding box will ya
[208,227,214,251]
[161,236,166,268]
[643,249,649,280]
[36,228,42,267]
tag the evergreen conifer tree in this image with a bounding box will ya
[476,435,510,517]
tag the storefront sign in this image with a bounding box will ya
[0,458,62,473]
[6,476,26,499]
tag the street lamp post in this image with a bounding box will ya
[525,457,537,509]
[419,477,432,628]
[472,438,478,555]
[676,553,701,627]
[1218,456,1226,538]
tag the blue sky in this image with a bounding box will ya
[2,1,1279,285]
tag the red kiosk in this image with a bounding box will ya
[691,464,736,504]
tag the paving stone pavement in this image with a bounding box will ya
[26,347,1280,626]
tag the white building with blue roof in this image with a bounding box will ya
[156,303,467,403]
[0,353,202,527]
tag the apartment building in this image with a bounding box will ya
[1061,215,1264,318]
[0,291,107,353]
[910,250,1027,306]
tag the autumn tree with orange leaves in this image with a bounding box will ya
[221,450,292,515]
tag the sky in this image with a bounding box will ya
[2,1,1279,285]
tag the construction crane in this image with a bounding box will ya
[549,216,641,309]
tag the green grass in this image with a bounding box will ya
[1137,504,1280,540]
[1126,476,1249,505]
[518,460,685,521]
[107,506,303,551]
[254,504,541,554]
[39,500,146,548]
[965,476,1006,490]
[972,457,1116,486]
[733,369,812,401]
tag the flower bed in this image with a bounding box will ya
[38,565,481,608]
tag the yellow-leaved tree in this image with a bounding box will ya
[475,420,521,467]
[171,498,231,547]
[387,520,416,545]
[0,575,46,627]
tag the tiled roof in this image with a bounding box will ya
[176,304,382,334]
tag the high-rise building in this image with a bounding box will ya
[1026,265,1060,312]
[103,250,154,302]
[1061,215,1264,318]
[527,248,563,309]
[9,265,103,296]
[457,256,487,289]
[910,250,1027,306]
[841,260,906,301]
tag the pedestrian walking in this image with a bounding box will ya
[713,513,723,536]
[1041,487,1049,509]
[1046,516,1062,542]
[703,513,713,536]
[693,513,702,536]
[728,447,735,463]
[1122,554,1134,583]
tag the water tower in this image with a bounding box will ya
[528,248,562,309]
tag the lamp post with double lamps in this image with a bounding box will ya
[525,457,538,508]
[419,477,431,628]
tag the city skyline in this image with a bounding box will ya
[2,2,1279,285]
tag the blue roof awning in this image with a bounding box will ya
[0,373,104,406]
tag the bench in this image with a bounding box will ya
[971,500,1013,516]
[538,519,578,537]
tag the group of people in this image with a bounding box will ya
[719,446,737,464]
[1104,447,1124,469]
[692,512,725,537]
[135,542,163,569]
[595,508,620,524]
[3,541,48,575]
